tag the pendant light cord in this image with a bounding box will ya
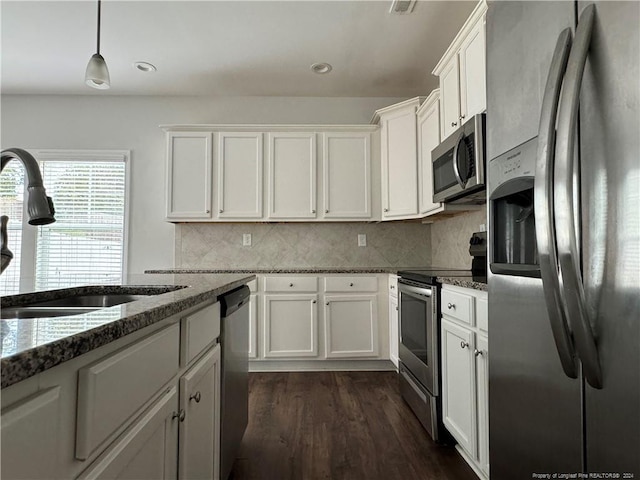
[96,0,102,55]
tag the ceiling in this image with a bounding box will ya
[1,0,476,97]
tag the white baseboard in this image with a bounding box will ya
[248,359,396,372]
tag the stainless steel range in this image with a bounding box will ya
[396,268,479,443]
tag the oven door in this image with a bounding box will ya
[398,281,438,395]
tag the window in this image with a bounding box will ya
[0,150,129,295]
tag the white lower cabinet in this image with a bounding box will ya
[178,346,221,480]
[324,295,378,358]
[76,387,179,480]
[263,294,318,357]
[440,284,489,479]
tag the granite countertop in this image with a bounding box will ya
[145,267,422,275]
[0,273,254,388]
[437,276,488,291]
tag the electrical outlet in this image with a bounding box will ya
[479,223,486,232]
[243,233,252,246]
[358,234,367,247]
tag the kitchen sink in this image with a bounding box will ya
[0,285,186,320]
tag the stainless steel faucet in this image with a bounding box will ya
[1,148,56,274]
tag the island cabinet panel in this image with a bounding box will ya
[180,301,221,366]
[166,132,213,220]
[76,324,180,460]
[76,386,179,480]
[217,132,263,219]
[1,386,62,480]
[263,294,318,357]
[267,132,317,219]
[322,132,371,219]
[178,346,221,480]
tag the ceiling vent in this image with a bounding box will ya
[389,0,417,14]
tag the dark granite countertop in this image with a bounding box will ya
[145,267,418,275]
[437,276,488,291]
[0,273,254,388]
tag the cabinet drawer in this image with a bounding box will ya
[324,276,377,293]
[476,294,488,333]
[181,302,220,366]
[76,324,180,460]
[263,276,317,293]
[441,288,474,325]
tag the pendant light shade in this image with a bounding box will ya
[85,0,110,89]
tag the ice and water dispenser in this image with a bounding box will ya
[489,137,540,278]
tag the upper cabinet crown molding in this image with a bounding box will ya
[431,0,488,76]
[370,96,426,125]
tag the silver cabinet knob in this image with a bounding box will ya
[326,302,330,306]
[325,209,329,214]
[460,114,466,120]
[312,209,316,214]
[460,341,469,349]
[447,303,455,310]
[395,306,399,311]
[390,285,395,289]
[219,209,223,213]
[451,121,458,127]
[189,391,201,403]
[312,300,317,304]
[384,208,389,212]
[289,283,294,287]
[173,409,186,422]
[349,282,354,287]
[474,349,484,357]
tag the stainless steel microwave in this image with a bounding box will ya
[431,113,486,204]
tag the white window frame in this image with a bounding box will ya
[12,149,131,293]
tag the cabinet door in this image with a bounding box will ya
[263,295,318,357]
[417,96,443,214]
[380,108,419,218]
[268,133,317,219]
[324,295,378,358]
[439,57,461,140]
[322,132,371,219]
[459,16,487,121]
[389,295,399,368]
[179,346,221,480]
[441,318,477,458]
[77,387,179,480]
[248,293,258,359]
[217,132,263,219]
[166,132,213,220]
[1,387,62,480]
[476,334,489,477]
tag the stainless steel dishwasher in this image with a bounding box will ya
[219,285,250,480]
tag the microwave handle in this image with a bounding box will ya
[452,133,466,188]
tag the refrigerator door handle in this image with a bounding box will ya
[554,4,603,389]
[534,27,579,379]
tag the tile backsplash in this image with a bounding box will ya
[430,209,487,269]
[176,222,432,269]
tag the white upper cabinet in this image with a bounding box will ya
[322,132,371,219]
[376,97,424,220]
[433,0,487,141]
[217,132,263,219]
[268,132,317,219]
[166,132,213,220]
[416,90,443,215]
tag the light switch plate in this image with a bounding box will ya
[358,234,367,247]
[243,234,252,246]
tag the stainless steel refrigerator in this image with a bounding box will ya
[486,1,639,478]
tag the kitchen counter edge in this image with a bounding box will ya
[437,276,488,291]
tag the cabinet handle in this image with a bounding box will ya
[384,208,389,212]
[312,300,317,304]
[390,285,395,289]
[349,282,354,287]
[474,349,484,357]
[189,391,201,403]
[206,209,211,214]
[460,341,469,349]
[173,409,186,422]
[451,121,458,127]
[289,283,294,287]
[325,209,329,214]
[460,114,466,120]
[447,303,455,310]
[312,209,316,214]
[326,302,330,306]
[395,306,399,311]
[219,209,223,213]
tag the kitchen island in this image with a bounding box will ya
[0,273,254,480]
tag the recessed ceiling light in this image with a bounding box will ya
[134,61,157,73]
[311,62,332,74]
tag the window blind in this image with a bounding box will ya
[0,162,25,294]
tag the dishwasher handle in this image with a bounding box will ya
[220,285,251,317]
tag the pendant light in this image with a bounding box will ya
[85,0,110,89]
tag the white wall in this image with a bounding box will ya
[0,94,405,273]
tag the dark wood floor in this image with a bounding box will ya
[231,371,477,480]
